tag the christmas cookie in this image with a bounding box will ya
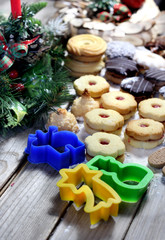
[144,68,165,90]
[84,108,124,135]
[125,119,164,149]
[105,57,138,84]
[138,98,165,124]
[120,76,154,103]
[101,91,137,120]
[73,75,110,98]
[71,89,99,118]
[67,34,107,62]
[85,132,125,162]
[46,108,79,133]
[66,58,105,77]
[106,41,136,59]
[148,148,165,169]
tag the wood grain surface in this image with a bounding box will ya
[0,1,165,240]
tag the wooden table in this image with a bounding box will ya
[1,1,165,240]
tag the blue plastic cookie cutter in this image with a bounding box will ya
[87,155,154,202]
[25,126,86,171]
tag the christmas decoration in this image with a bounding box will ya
[0,2,73,134]
[10,0,22,19]
[122,0,145,9]
[88,0,132,22]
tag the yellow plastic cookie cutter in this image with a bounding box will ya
[56,164,121,225]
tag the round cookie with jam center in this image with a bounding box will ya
[125,118,164,149]
[73,75,110,98]
[85,132,125,162]
[138,98,165,124]
[84,108,124,135]
[101,91,137,120]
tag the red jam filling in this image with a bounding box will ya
[100,141,109,145]
[89,81,96,85]
[116,96,124,100]
[99,114,109,118]
[140,124,149,127]
[152,104,161,108]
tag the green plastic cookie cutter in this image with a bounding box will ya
[87,155,154,203]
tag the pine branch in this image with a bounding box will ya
[28,2,48,16]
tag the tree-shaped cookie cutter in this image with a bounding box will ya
[56,164,121,225]
[87,155,154,202]
[25,126,85,171]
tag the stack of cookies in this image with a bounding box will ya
[66,34,107,77]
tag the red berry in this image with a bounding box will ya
[9,70,19,79]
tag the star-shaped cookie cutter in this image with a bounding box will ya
[56,164,121,225]
[87,155,153,202]
[25,126,85,171]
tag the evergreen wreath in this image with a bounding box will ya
[0,2,73,134]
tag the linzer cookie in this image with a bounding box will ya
[84,108,124,135]
[101,91,137,120]
[105,57,138,84]
[138,98,165,124]
[73,75,110,98]
[85,132,125,162]
[120,76,154,102]
[148,148,165,168]
[144,68,165,90]
[125,119,164,149]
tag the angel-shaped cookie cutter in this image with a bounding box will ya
[87,155,154,202]
[25,126,85,171]
[57,164,121,225]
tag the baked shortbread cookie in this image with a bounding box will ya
[139,98,165,124]
[101,91,137,120]
[71,89,100,117]
[67,34,107,62]
[46,108,79,133]
[84,108,124,135]
[125,119,164,149]
[85,132,125,162]
[73,75,110,98]
[66,58,105,77]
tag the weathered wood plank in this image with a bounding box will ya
[0,128,34,190]
[124,174,165,240]
[48,198,141,240]
[0,162,69,240]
